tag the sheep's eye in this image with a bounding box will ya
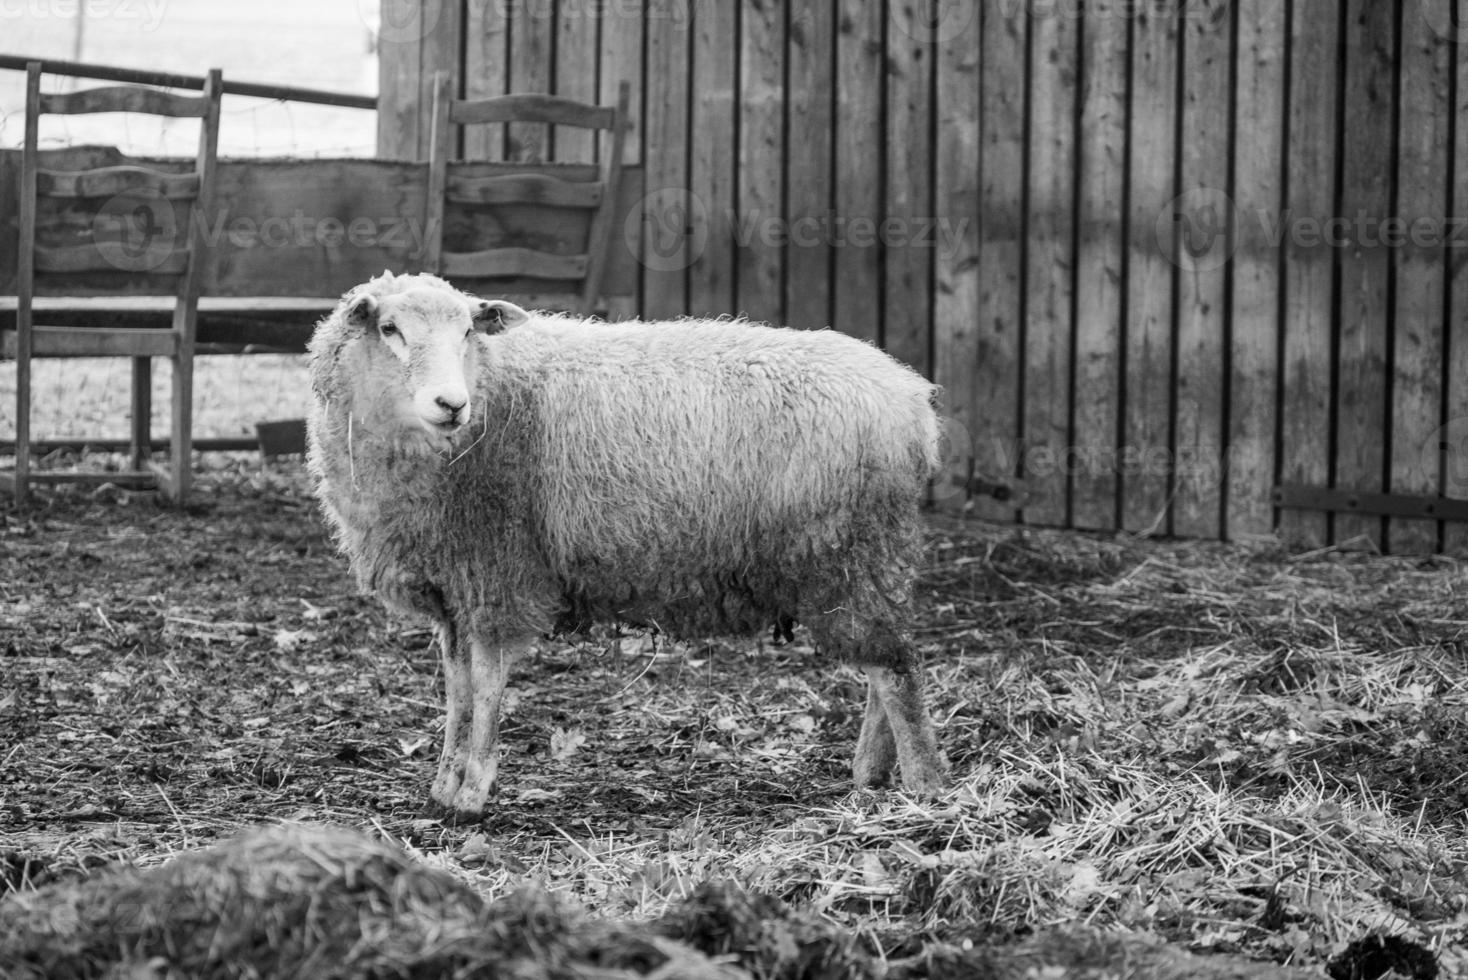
[379,322,398,337]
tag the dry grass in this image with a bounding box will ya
[2,364,1467,977]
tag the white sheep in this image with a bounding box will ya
[306,272,948,818]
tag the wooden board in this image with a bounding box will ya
[971,2,1026,523]
[1021,7,1077,528]
[641,6,692,318]
[884,0,934,375]
[784,1,833,331]
[1448,6,1468,555]
[1071,2,1127,531]
[831,0,882,345]
[507,1,554,163]
[555,5,600,163]
[1388,1,1449,553]
[1333,0,1395,549]
[462,0,509,161]
[1227,0,1285,543]
[736,0,785,326]
[1277,1,1338,551]
[1123,2,1178,536]
[374,0,423,161]
[931,4,981,515]
[1172,0,1232,540]
[688,0,737,319]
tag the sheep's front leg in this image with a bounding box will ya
[853,681,897,788]
[865,662,948,796]
[448,637,526,820]
[430,621,471,808]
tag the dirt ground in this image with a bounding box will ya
[3,462,1468,977]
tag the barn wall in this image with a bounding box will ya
[378,0,1468,554]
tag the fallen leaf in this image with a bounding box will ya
[550,727,587,761]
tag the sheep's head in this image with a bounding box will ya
[325,274,530,450]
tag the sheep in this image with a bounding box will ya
[306,271,948,819]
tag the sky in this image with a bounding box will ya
[0,0,379,156]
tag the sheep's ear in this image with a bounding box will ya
[474,299,530,334]
[345,293,378,330]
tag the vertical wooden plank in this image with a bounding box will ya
[463,0,509,161]
[509,1,554,162]
[555,3,600,162]
[1447,4,1468,555]
[1072,1,1128,531]
[1227,0,1285,542]
[832,0,883,344]
[1123,1,1178,535]
[885,0,934,375]
[737,0,784,325]
[689,0,738,318]
[418,0,461,162]
[1333,0,1395,548]
[600,1,644,166]
[1172,0,1231,540]
[1022,6,1078,528]
[1278,0,1339,551]
[375,0,423,160]
[932,1,981,515]
[1388,1,1449,553]
[785,1,834,330]
[643,0,692,318]
[970,3,1026,523]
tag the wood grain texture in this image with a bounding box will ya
[642,4,692,318]
[736,0,784,326]
[1277,0,1338,551]
[784,0,833,331]
[1123,2,1178,535]
[1227,0,1284,543]
[832,0,882,345]
[1388,0,1449,553]
[462,0,509,161]
[884,0,934,376]
[688,0,737,318]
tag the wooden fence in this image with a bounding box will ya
[377,0,1468,554]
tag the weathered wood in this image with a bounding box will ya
[932,5,981,515]
[451,94,618,132]
[784,0,833,331]
[418,0,462,164]
[1448,4,1468,555]
[441,247,588,281]
[688,0,737,319]
[600,3,643,169]
[884,0,934,375]
[34,243,190,275]
[1388,1,1450,553]
[508,1,554,163]
[736,0,784,326]
[1,326,178,357]
[831,0,882,344]
[462,0,509,161]
[579,82,631,314]
[1333,0,1395,549]
[38,166,200,200]
[643,5,693,318]
[424,70,455,274]
[967,3,1026,522]
[1172,0,1232,540]
[1022,7,1078,528]
[1072,1,1128,531]
[447,172,602,207]
[375,0,424,160]
[1227,0,1285,543]
[39,85,210,118]
[1123,2,1178,536]
[1277,1,1338,551]
[555,8,601,162]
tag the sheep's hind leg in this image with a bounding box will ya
[430,621,471,810]
[449,637,527,820]
[865,659,948,796]
[853,682,897,788]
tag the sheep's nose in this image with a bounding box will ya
[435,394,467,418]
